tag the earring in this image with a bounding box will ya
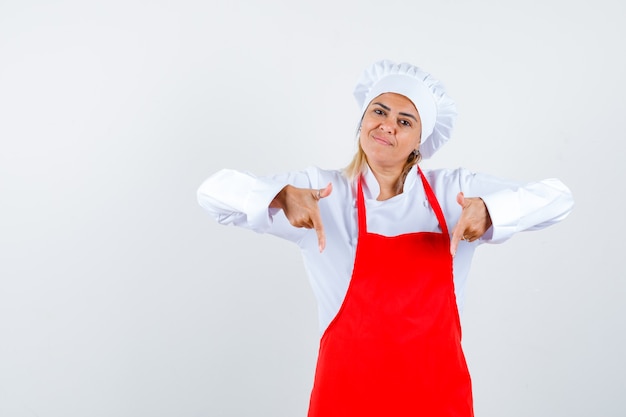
[408,149,421,163]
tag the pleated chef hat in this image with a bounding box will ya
[353,60,458,159]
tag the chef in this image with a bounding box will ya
[197,60,574,416]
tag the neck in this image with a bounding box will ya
[368,163,405,201]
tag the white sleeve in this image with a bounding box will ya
[196,168,316,242]
[459,171,574,243]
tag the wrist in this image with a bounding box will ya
[270,185,291,209]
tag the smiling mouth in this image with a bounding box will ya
[372,135,392,146]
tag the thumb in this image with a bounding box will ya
[456,191,465,207]
[318,182,333,199]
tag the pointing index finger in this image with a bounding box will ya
[311,209,326,252]
[450,224,464,256]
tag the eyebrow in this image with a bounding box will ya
[372,102,418,122]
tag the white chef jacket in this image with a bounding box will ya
[197,165,574,334]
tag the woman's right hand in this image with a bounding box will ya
[270,183,333,252]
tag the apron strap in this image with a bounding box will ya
[417,166,450,240]
[357,176,367,237]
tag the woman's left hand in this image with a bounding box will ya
[450,192,492,256]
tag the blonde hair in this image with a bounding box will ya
[344,141,422,195]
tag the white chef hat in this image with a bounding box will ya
[353,60,457,159]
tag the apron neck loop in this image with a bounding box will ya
[357,167,450,241]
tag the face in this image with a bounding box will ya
[359,93,422,171]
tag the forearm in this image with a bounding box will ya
[197,169,283,229]
[197,169,318,243]
[477,177,574,242]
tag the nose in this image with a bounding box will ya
[379,119,394,134]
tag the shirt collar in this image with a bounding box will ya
[361,164,419,200]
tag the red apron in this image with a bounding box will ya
[308,168,473,417]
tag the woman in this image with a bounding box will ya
[197,60,574,416]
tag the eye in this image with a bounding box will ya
[373,108,385,116]
[399,119,412,127]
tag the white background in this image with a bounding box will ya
[1,0,624,416]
